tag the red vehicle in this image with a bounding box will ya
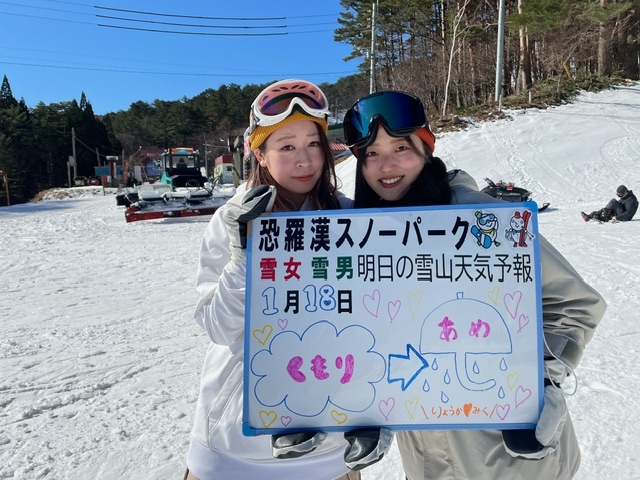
[87,176,101,186]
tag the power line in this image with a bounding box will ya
[0,0,92,17]
[0,60,358,78]
[45,0,339,21]
[0,3,355,87]
[0,10,339,36]
[91,4,338,21]
[0,46,247,73]
[73,131,120,156]
[94,14,288,30]
[0,10,96,26]
[3,1,340,23]
[95,24,289,36]
[93,5,288,21]
[93,14,336,30]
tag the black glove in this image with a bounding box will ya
[502,379,567,459]
[271,431,327,459]
[221,185,276,263]
[344,428,394,471]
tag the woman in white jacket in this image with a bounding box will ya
[185,80,360,480]
[342,90,608,480]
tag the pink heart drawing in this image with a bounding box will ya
[378,397,395,421]
[504,291,522,319]
[496,404,511,420]
[515,385,532,407]
[277,318,288,330]
[388,300,401,323]
[363,289,381,317]
[281,415,292,427]
[517,314,529,332]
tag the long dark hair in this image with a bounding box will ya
[248,122,342,211]
[353,135,451,209]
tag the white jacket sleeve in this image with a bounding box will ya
[193,203,247,346]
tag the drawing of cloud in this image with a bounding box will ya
[251,320,386,417]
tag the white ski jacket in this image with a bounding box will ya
[187,184,354,480]
[396,170,608,480]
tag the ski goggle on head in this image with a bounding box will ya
[248,79,330,134]
[343,91,429,150]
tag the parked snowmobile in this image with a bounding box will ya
[481,178,550,212]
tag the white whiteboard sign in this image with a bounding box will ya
[243,202,543,436]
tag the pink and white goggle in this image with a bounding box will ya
[249,79,329,133]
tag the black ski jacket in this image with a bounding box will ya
[617,190,638,222]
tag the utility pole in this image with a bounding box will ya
[72,127,77,180]
[0,170,9,206]
[95,147,101,189]
[203,141,211,179]
[494,0,506,105]
[369,0,378,94]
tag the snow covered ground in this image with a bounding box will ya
[2,81,640,479]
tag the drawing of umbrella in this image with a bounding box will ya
[419,292,512,391]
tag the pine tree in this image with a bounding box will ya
[0,75,18,110]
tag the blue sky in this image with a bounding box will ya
[0,0,361,115]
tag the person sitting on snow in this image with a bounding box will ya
[581,184,638,222]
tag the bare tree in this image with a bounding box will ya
[598,0,613,76]
[518,0,533,91]
[443,0,472,117]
